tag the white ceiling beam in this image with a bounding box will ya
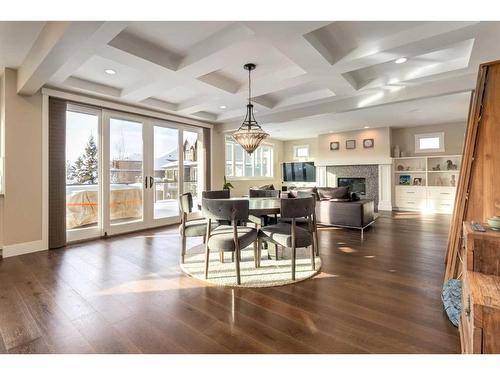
[49,22,128,84]
[139,98,178,112]
[17,21,127,95]
[108,31,182,71]
[176,95,217,115]
[219,72,476,124]
[244,22,356,97]
[61,76,121,97]
[177,23,255,76]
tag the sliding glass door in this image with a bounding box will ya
[104,114,146,235]
[65,105,101,242]
[152,124,180,222]
[66,107,205,239]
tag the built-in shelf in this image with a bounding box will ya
[393,155,462,213]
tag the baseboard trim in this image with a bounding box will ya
[378,202,393,211]
[2,240,47,258]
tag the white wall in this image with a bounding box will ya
[391,122,466,156]
[316,127,392,165]
[282,138,319,162]
[211,129,284,197]
[1,68,44,251]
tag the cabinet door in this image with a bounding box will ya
[483,308,500,353]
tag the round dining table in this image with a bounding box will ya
[228,196,280,216]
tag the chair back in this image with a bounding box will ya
[297,190,317,207]
[280,197,314,219]
[202,190,230,199]
[202,198,249,222]
[179,192,193,214]
[249,189,280,198]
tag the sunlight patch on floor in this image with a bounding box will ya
[339,246,357,253]
[313,272,339,279]
[95,276,200,296]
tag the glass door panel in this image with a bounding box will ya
[183,130,200,211]
[109,117,144,225]
[66,109,100,240]
[153,125,179,220]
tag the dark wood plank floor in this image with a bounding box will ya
[0,212,460,353]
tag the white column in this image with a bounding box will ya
[378,164,392,211]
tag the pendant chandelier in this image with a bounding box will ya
[232,63,269,154]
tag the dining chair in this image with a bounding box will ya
[202,190,230,199]
[248,189,281,226]
[178,192,218,264]
[202,198,259,285]
[248,189,281,198]
[296,190,319,257]
[259,197,315,280]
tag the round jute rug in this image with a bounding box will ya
[180,245,321,288]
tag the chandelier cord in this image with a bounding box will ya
[248,68,251,104]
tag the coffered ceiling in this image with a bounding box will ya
[1,21,500,139]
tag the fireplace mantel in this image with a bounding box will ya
[315,158,393,167]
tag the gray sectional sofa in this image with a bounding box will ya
[288,186,375,239]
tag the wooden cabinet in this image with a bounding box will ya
[460,271,500,353]
[459,222,500,353]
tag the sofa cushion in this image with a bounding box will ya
[287,187,319,200]
[317,186,350,200]
[329,198,351,202]
[253,184,275,190]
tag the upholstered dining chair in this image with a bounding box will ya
[248,189,281,198]
[248,189,281,227]
[296,190,319,257]
[178,192,218,264]
[259,196,315,280]
[202,198,259,285]
[202,189,230,199]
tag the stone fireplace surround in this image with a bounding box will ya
[326,165,379,209]
[314,161,393,212]
[284,160,393,212]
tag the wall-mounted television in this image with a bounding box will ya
[282,162,316,182]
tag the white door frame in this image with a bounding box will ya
[66,103,103,242]
[63,102,206,241]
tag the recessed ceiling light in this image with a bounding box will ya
[364,126,370,129]
[219,105,227,109]
[104,69,116,75]
[395,57,407,64]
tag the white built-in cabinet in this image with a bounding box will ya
[393,155,461,213]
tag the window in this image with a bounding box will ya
[415,132,445,153]
[225,136,273,178]
[293,145,309,159]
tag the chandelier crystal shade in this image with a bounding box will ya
[232,63,268,154]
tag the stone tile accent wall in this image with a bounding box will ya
[326,164,379,210]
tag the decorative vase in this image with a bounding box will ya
[487,216,500,230]
[394,145,401,158]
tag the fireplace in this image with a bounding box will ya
[338,177,366,196]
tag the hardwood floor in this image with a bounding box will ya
[0,212,460,353]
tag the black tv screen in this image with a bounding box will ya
[282,162,316,182]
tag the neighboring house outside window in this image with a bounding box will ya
[224,136,273,178]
